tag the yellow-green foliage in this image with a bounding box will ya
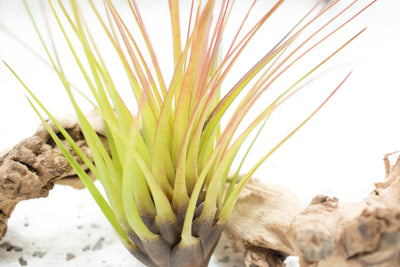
[6,0,375,265]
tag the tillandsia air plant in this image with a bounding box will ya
[5,0,375,266]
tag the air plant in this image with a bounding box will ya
[5,0,375,266]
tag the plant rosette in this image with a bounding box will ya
[5,0,376,266]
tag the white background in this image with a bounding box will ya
[0,0,399,266]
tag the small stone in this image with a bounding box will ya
[12,246,23,252]
[66,253,76,261]
[82,245,90,251]
[32,251,46,258]
[92,237,105,251]
[18,257,27,266]
[0,242,23,252]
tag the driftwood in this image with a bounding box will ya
[224,179,303,266]
[0,111,105,239]
[1,112,400,267]
[225,152,400,266]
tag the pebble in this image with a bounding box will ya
[66,253,76,261]
[18,257,27,266]
[0,242,23,252]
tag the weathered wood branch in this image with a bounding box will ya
[0,111,105,239]
[225,153,400,266]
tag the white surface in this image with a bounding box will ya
[0,185,245,267]
[0,0,399,266]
